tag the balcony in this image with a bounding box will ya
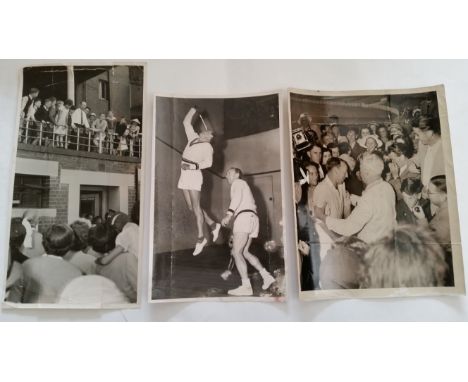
[17,119,142,163]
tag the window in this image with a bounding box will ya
[13,174,50,208]
[99,79,109,101]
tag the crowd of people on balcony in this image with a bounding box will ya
[293,98,452,291]
[19,87,142,157]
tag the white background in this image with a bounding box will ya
[0,59,467,321]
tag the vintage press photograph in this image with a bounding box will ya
[4,64,144,307]
[290,86,464,299]
[151,93,285,301]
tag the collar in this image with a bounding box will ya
[364,178,383,191]
[324,175,337,191]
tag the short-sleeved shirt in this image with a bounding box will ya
[64,250,97,275]
[115,223,139,258]
[313,176,345,219]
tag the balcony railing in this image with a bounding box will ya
[18,119,142,158]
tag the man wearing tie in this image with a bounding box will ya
[71,101,90,151]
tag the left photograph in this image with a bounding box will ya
[4,65,145,308]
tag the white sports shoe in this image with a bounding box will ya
[262,274,276,290]
[228,285,253,296]
[211,223,221,242]
[193,238,208,256]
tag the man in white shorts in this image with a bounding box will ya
[221,167,276,296]
[178,107,221,256]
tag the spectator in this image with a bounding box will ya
[71,101,90,151]
[53,100,69,148]
[308,143,325,180]
[22,224,82,303]
[128,119,141,157]
[396,178,431,225]
[360,225,447,288]
[346,127,365,160]
[91,113,108,153]
[327,142,340,158]
[64,220,97,275]
[387,136,418,199]
[411,117,445,188]
[20,87,40,118]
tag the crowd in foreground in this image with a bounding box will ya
[19,87,142,157]
[5,207,139,304]
[293,102,453,291]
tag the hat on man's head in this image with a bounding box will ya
[90,112,96,117]
[130,119,141,125]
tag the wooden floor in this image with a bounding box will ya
[152,242,284,299]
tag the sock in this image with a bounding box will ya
[260,268,270,278]
[241,278,251,287]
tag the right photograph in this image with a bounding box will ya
[289,85,465,300]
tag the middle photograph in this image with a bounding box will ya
[150,93,286,302]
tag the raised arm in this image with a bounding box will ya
[183,107,199,142]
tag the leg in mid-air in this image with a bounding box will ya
[189,189,208,256]
[202,210,221,242]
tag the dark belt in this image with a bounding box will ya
[234,209,257,221]
[181,157,199,170]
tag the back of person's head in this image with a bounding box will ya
[42,224,74,257]
[10,219,26,249]
[387,136,415,158]
[338,141,351,155]
[110,212,130,233]
[88,223,117,254]
[430,175,447,194]
[360,225,448,288]
[401,177,423,195]
[325,157,344,173]
[360,152,384,182]
[64,99,73,108]
[70,220,90,251]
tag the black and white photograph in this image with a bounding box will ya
[151,93,286,301]
[290,86,465,300]
[3,64,144,307]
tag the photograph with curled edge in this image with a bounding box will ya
[289,86,465,300]
[3,64,145,308]
[150,93,286,302]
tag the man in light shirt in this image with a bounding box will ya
[71,100,90,151]
[411,117,445,189]
[325,153,396,244]
[221,168,275,296]
[314,157,351,221]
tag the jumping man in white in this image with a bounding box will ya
[178,107,221,256]
[221,168,276,296]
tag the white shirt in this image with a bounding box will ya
[421,138,442,186]
[115,222,139,258]
[227,179,257,216]
[313,176,345,219]
[71,108,90,128]
[181,116,213,170]
[325,179,396,243]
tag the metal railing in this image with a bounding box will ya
[18,118,142,158]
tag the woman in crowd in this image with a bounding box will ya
[321,148,332,175]
[91,113,108,153]
[116,117,129,155]
[128,119,141,157]
[386,136,418,199]
[64,220,97,275]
